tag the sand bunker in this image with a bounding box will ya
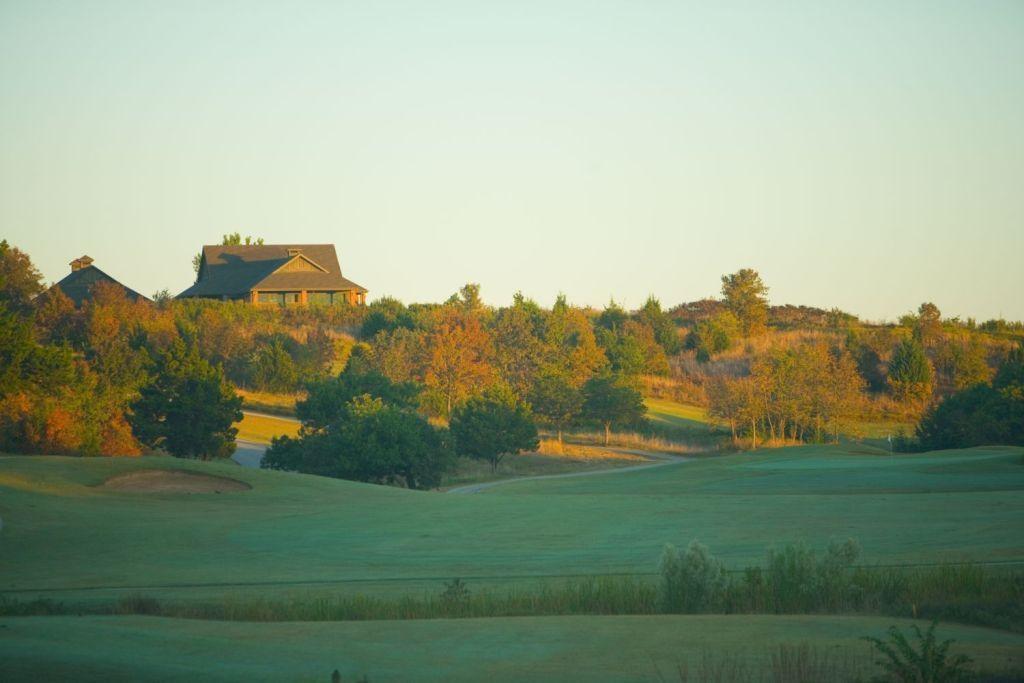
[102,469,251,494]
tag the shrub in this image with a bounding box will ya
[660,540,728,613]
[864,621,974,682]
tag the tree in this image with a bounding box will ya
[637,296,682,355]
[265,395,452,489]
[298,349,418,431]
[721,268,769,337]
[491,295,547,398]
[0,240,44,313]
[685,311,740,362]
[581,373,647,445]
[424,308,494,417]
[917,346,1024,449]
[130,340,243,459]
[249,339,299,392]
[529,368,583,446]
[888,336,934,406]
[914,302,943,347]
[544,295,608,386]
[450,386,539,471]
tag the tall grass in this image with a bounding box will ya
[3,547,1021,632]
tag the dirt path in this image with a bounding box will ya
[446,449,691,494]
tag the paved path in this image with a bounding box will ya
[446,449,691,494]
[232,440,268,468]
[231,411,299,468]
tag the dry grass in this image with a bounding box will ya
[536,438,648,461]
[567,431,699,454]
[235,389,302,417]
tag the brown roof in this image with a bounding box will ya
[50,264,149,307]
[177,244,367,298]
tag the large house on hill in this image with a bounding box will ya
[49,256,149,307]
[178,244,367,305]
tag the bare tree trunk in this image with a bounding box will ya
[604,422,611,446]
[751,417,757,449]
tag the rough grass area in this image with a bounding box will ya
[234,412,299,444]
[1,614,1021,683]
[1,445,1022,603]
[235,388,301,417]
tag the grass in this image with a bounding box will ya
[441,448,646,488]
[645,397,718,433]
[1,445,1022,604]
[234,412,299,444]
[1,614,1021,682]
[235,388,301,417]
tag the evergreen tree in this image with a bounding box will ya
[888,336,934,405]
[130,340,243,459]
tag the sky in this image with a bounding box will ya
[1,0,1022,321]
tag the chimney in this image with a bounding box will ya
[70,255,94,272]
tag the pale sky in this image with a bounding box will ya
[1,1,1022,321]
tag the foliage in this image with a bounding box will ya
[916,347,1024,449]
[129,339,243,459]
[298,349,419,430]
[721,268,769,337]
[450,385,539,471]
[889,337,934,406]
[423,307,495,417]
[581,372,647,445]
[685,311,740,362]
[660,540,728,612]
[263,395,452,489]
[528,367,583,444]
[864,621,973,683]
[0,239,44,313]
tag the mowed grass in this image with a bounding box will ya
[2,614,1022,683]
[234,412,299,445]
[645,397,718,434]
[1,445,1022,603]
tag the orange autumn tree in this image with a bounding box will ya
[424,307,495,418]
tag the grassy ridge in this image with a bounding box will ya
[2,614,1023,683]
[1,446,1022,603]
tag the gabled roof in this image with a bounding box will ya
[177,244,367,298]
[50,265,150,307]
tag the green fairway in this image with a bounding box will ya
[2,614,1022,683]
[1,445,1023,603]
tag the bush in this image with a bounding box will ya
[660,540,728,613]
[864,621,974,682]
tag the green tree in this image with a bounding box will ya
[581,373,647,445]
[249,339,299,392]
[265,395,452,489]
[685,311,740,362]
[528,368,583,446]
[298,348,418,431]
[721,268,769,337]
[130,340,243,459]
[888,336,934,406]
[450,386,539,471]
[0,240,44,314]
[917,346,1024,449]
[637,295,681,355]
